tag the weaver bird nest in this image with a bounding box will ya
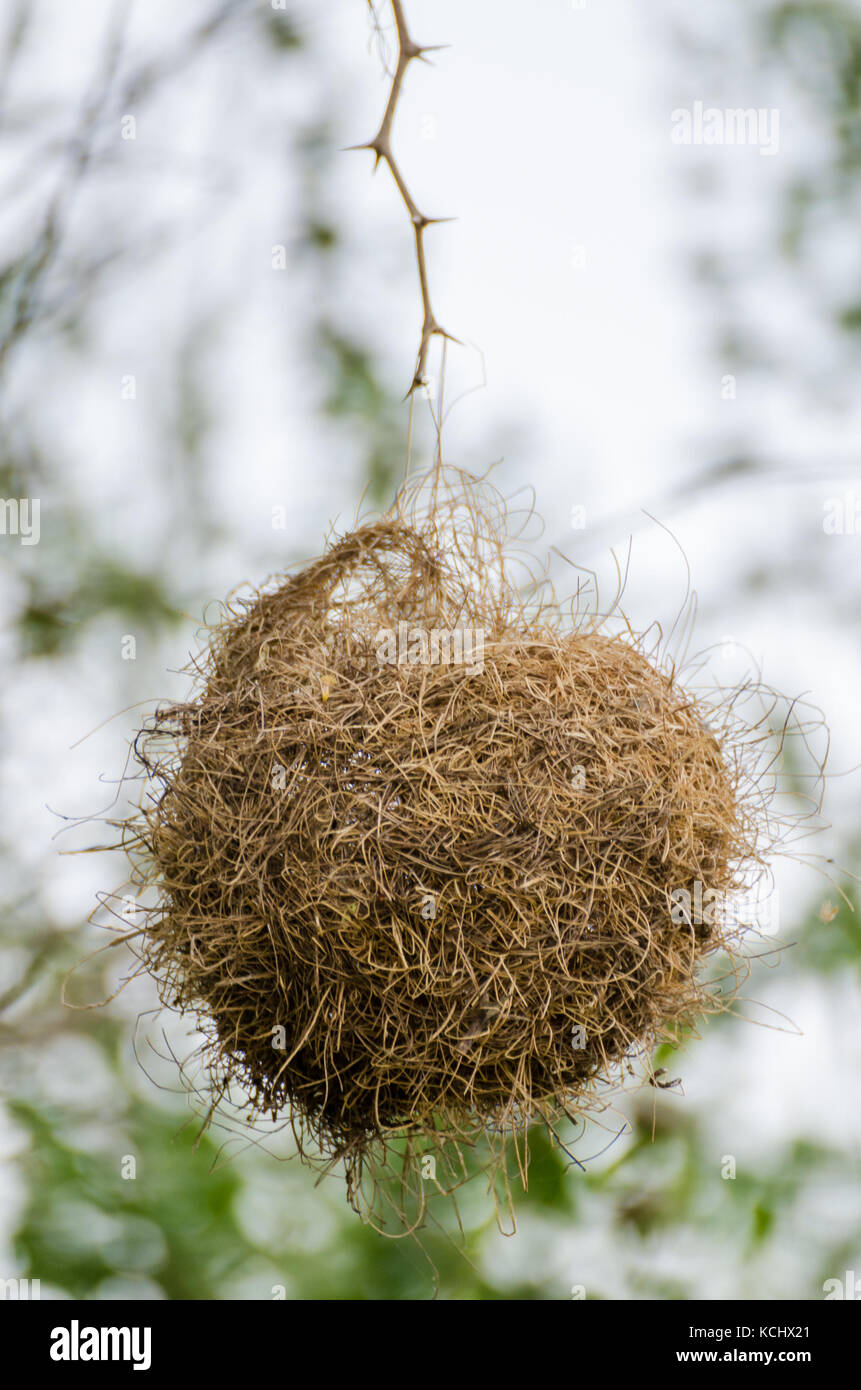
[125,473,777,1222]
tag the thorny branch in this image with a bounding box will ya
[356,0,456,395]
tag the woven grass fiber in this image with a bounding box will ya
[124,469,777,1221]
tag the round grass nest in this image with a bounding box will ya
[128,473,768,1217]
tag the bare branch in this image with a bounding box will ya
[0,0,130,372]
[355,0,456,395]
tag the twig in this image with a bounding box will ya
[0,0,240,373]
[0,0,130,372]
[354,1,457,395]
[0,0,29,120]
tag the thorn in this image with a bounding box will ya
[344,139,388,169]
[344,142,381,170]
[406,42,450,62]
[403,365,428,399]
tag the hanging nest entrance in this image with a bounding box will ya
[126,473,767,1220]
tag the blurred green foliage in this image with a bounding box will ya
[18,560,182,658]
